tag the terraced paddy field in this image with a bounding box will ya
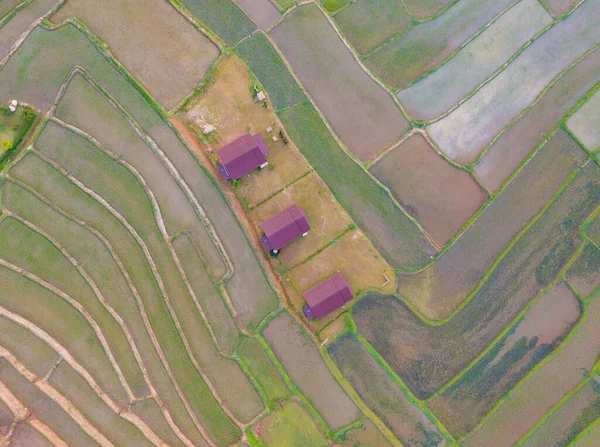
[3,0,600,445]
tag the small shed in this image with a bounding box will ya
[259,204,310,252]
[216,132,270,181]
[303,273,354,319]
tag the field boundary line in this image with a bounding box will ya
[5,212,189,445]
[32,149,243,436]
[48,119,264,429]
[0,258,171,446]
[472,44,600,167]
[362,0,520,89]
[0,316,115,446]
[6,213,154,400]
[50,116,239,360]
[0,376,70,447]
[459,253,600,442]
[54,67,235,285]
[0,0,32,28]
[4,177,202,447]
[0,220,135,399]
[422,3,556,127]
[567,414,600,445]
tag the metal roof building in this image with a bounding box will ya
[259,204,310,252]
[216,132,270,181]
[303,273,354,319]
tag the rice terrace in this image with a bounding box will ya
[0,0,599,445]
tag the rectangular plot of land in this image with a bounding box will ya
[398,0,552,121]
[427,0,600,164]
[270,3,408,161]
[429,282,581,437]
[52,0,219,110]
[333,0,412,54]
[474,47,600,192]
[370,133,486,246]
[10,422,54,447]
[329,334,444,446]
[364,0,516,88]
[177,0,255,46]
[262,312,360,430]
[397,129,586,320]
[568,89,600,152]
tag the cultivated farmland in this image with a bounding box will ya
[270,3,408,161]
[3,0,600,445]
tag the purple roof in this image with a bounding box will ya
[217,133,269,180]
[259,204,310,251]
[303,273,353,319]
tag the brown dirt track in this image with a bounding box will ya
[370,132,487,246]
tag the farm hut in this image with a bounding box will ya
[216,132,270,181]
[303,273,354,319]
[259,204,310,252]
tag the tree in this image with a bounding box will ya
[2,141,13,151]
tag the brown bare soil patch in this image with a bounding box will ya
[51,0,219,109]
[183,55,311,207]
[10,423,54,447]
[370,133,487,246]
[250,174,351,268]
[543,0,581,16]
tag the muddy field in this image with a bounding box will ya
[429,282,581,437]
[402,0,454,18]
[364,0,516,87]
[398,0,552,121]
[474,47,600,192]
[51,0,219,110]
[329,334,445,446]
[568,88,600,151]
[355,162,600,398]
[270,4,408,161]
[427,0,600,164]
[397,129,586,320]
[262,312,360,430]
[370,133,487,246]
[340,418,392,447]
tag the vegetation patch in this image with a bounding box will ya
[251,400,328,446]
[565,242,600,298]
[333,0,412,54]
[0,105,36,170]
